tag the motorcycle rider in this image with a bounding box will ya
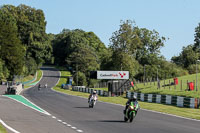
[45,83,47,88]
[88,90,98,103]
[38,84,41,90]
[124,95,139,115]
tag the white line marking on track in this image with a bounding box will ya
[62,122,67,124]
[77,129,83,132]
[0,119,20,133]
[57,119,62,122]
[67,124,71,127]
[71,127,77,129]
[52,116,56,119]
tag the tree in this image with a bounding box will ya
[53,29,107,85]
[171,45,198,68]
[194,23,200,53]
[85,31,108,61]
[66,43,99,86]
[0,59,9,80]
[0,9,25,79]
[100,48,113,70]
[109,20,141,77]
[109,20,166,79]
[1,4,52,76]
[109,20,141,54]
[134,28,165,65]
[73,71,87,86]
[53,29,107,70]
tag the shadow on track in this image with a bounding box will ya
[40,67,58,71]
[74,107,90,109]
[98,120,125,123]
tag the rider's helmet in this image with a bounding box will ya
[130,95,137,101]
[93,90,97,95]
[133,95,137,100]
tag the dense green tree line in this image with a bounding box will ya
[52,20,187,86]
[52,29,108,86]
[0,4,52,80]
[106,20,187,81]
[1,4,199,85]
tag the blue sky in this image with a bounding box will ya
[0,0,200,60]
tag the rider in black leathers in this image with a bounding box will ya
[124,95,139,114]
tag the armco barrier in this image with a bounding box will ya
[126,91,200,109]
[72,86,108,96]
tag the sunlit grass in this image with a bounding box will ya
[24,70,42,88]
[0,124,7,133]
[36,70,42,82]
[128,73,200,98]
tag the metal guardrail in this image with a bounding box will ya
[126,91,200,109]
[72,86,108,96]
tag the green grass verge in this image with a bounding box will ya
[140,89,200,98]
[91,88,108,91]
[15,70,42,83]
[0,124,7,133]
[14,74,34,83]
[22,75,34,82]
[131,73,200,98]
[24,70,42,88]
[53,69,200,120]
[36,70,42,82]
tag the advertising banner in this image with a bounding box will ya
[97,71,129,79]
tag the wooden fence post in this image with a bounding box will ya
[181,80,182,91]
[174,83,176,90]
[193,80,195,91]
[164,80,165,89]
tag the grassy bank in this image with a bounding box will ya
[23,70,42,88]
[53,69,200,120]
[0,124,7,133]
[36,70,42,82]
[135,73,200,98]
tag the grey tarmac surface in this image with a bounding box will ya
[0,85,6,95]
[22,67,200,133]
[0,95,77,133]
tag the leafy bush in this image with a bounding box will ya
[73,71,87,86]
[187,64,200,74]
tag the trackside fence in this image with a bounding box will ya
[72,86,108,96]
[126,91,200,109]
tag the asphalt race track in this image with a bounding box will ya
[21,66,200,133]
[0,95,76,133]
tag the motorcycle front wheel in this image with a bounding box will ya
[89,102,94,108]
[129,112,135,122]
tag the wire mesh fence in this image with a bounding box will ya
[135,78,200,92]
